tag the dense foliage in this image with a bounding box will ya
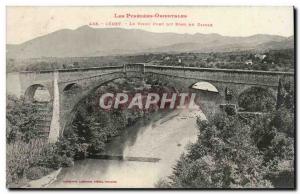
[238,87,276,112]
[157,80,294,188]
[156,112,294,188]
[6,95,43,143]
[7,96,76,187]
[63,109,130,157]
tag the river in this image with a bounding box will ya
[49,109,205,188]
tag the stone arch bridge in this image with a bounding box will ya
[19,63,294,143]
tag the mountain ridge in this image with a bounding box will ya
[7,26,293,58]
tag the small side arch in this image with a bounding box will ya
[24,84,51,102]
[63,83,82,93]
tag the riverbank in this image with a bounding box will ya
[22,168,62,188]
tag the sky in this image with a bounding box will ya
[6,6,294,44]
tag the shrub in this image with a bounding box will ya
[25,167,52,180]
[270,107,294,137]
[238,87,276,112]
[7,137,75,187]
[6,139,47,185]
[6,95,44,143]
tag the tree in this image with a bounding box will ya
[6,95,43,143]
[276,79,284,110]
[238,87,276,112]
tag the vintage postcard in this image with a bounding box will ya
[6,6,295,189]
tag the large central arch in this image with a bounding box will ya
[60,73,224,137]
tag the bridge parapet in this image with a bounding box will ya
[144,65,294,88]
[56,66,124,83]
[20,63,294,88]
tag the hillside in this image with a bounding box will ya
[7,26,293,59]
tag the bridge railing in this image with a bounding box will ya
[144,64,294,87]
[19,63,294,87]
[20,65,124,74]
[144,64,294,76]
[19,63,294,77]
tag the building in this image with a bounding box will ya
[255,54,267,60]
[245,60,253,65]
